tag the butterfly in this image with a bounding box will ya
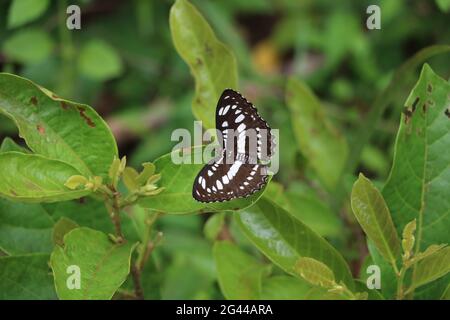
[192,89,274,203]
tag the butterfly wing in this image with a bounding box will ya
[216,89,274,162]
[192,154,268,203]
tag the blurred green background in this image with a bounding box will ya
[0,0,449,299]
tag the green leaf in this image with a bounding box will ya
[406,247,450,293]
[265,182,343,238]
[204,212,225,241]
[0,137,30,153]
[409,244,447,266]
[294,257,336,288]
[136,162,156,185]
[138,147,268,214]
[52,217,78,247]
[50,227,136,300]
[382,64,450,298]
[0,152,90,202]
[170,0,238,129]
[285,77,348,189]
[260,275,311,300]
[122,167,140,191]
[0,253,57,299]
[0,198,54,254]
[0,73,118,178]
[213,241,268,299]
[236,197,354,290]
[436,0,450,12]
[3,28,54,64]
[78,40,123,81]
[8,0,49,29]
[351,173,400,269]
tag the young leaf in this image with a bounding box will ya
[7,0,49,29]
[0,73,118,178]
[213,241,269,299]
[402,219,416,261]
[0,152,90,202]
[406,247,450,294]
[122,167,140,191]
[294,257,336,288]
[138,147,268,214]
[52,217,79,247]
[0,253,57,299]
[0,198,54,254]
[50,227,136,300]
[286,77,348,189]
[382,64,450,298]
[236,197,354,290]
[136,162,156,185]
[351,173,400,269]
[170,0,238,130]
[64,175,89,190]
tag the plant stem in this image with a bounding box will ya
[107,190,124,243]
[130,265,144,300]
[396,267,407,300]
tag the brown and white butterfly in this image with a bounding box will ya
[192,89,274,203]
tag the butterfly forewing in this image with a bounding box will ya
[192,154,268,203]
[216,89,274,162]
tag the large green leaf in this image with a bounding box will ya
[170,0,238,129]
[285,77,348,189]
[351,173,400,269]
[236,197,354,289]
[50,227,136,300]
[7,0,49,29]
[213,241,269,299]
[0,73,118,178]
[138,147,269,214]
[0,198,54,254]
[0,152,90,202]
[0,253,57,299]
[382,64,450,298]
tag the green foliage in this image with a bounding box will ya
[0,73,118,178]
[7,0,49,29]
[170,0,238,129]
[3,28,54,64]
[78,40,124,81]
[213,241,269,299]
[0,0,449,301]
[351,173,400,270]
[236,197,354,289]
[0,253,57,299]
[286,77,348,189]
[50,227,136,300]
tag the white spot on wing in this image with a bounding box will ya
[222,121,228,127]
[223,105,230,115]
[235,114,245,123]
[217,180,223,190]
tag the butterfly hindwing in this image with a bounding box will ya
[192,153,268,203]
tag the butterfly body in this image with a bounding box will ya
[192,89,274,203]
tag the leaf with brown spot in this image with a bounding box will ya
[0,73,117,178]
